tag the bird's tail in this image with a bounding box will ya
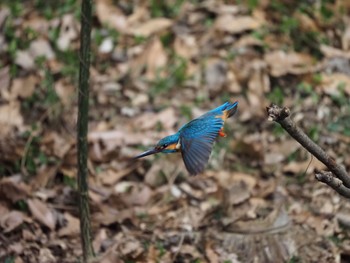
[226,101,238,118]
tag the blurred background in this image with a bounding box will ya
[0,0,350,262]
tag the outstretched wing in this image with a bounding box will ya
[180,115,224,175]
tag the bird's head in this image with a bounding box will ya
[133,133,180,159]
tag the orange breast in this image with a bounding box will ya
[165,143,178,150]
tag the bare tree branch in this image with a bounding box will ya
[266,104,350,198]
[315,171,350,198]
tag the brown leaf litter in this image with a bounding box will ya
[1,0,350,262]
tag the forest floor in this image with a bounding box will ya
[1,0,350,262]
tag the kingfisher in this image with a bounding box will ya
[134,101,238,175]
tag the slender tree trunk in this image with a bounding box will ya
[77,0,94,261]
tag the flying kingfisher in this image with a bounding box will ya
[134,101,238,175]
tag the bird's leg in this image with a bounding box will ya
[218,128,227,137]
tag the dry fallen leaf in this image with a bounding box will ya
[96,250,123,263]
[98,167,134,186]
[22,15,50,36]
[268,140,300,159]
[144,162,168,187]
[114,182,152,206]
[206,242,220,263]
[176,245,203,260]
[14,50,35,70]
[0,202,9,215]
[283,159,326,175]
[320,44,350,59]
[247,60,269,115]
[10,75,37,100]
[57,14,78,51]
[295,12,318,32]
[264,152,285,165]
[93,207,133,226]
[132,107,176,131]
[306,216,336,236]
[30,164,59,190]
[234,35,263,48]
[54,79,75,105]
[0,211,25,233]
[130,93,149,107]
[93,228,108,253]
[39,248,56,263]
[127,6,148,26]
[0,102,24,137]
[264,50,315,76]
[58,212,80,237]
[320,73,350,96]
[174,34,198,59]
[41,131,73,159]
[0,66,10,99]
[215,15,261,34]
[95,0,127,33]
[29,39,55,60]
[342,17,350,50]
[0,176,30,203]
[220,172,257,192]
[129,18,172,37]
[129,37,168,80]
[118,237,144,257]
[204,59,227,94]
[224,181,251,206]
[145,38,168,80]
[8,243,24,255]
[28,198,56,230]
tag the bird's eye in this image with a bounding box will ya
[163,144,168,148]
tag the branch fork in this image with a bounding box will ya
[266,104,350,199]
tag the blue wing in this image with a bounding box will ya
[179,114,224,175]
[179,101,238,175]
[207,101,238,118]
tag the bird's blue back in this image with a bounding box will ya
[179,101,237,139]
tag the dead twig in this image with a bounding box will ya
[315,171,350,198]
[266,104,350,199]
[172,232,185,263]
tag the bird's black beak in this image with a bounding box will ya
[133,148,160,159]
